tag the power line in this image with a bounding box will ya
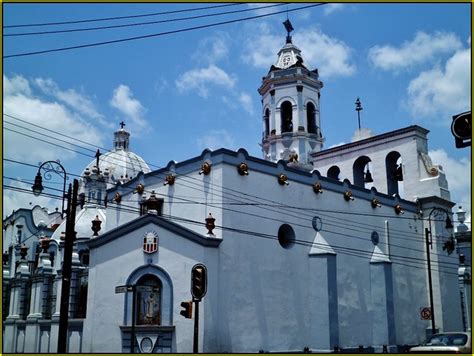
[4,114,462,237]
[5,3,287,37]
[4,4,324,59]
[4,180,459,266]
[3,3,245,28]
[3,184,461,276]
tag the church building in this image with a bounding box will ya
[2,22,463,353]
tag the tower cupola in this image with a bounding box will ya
[114,121,130,150]
[258,20,324,168]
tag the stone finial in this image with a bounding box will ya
[20,244,28,260]
[205,213,216,235]
[40,238,51,253]
[91,215,102,236]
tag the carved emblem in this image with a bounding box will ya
[143,231,158,254]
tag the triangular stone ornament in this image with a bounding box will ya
[309,232,336,256]
[370,245,391,264]
[136,334,158,353]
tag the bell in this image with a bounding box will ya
[364,169,373,183]
[445,216,453,230]
[395,164,403,181]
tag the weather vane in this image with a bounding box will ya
[283,18,294,43]
[355,97,363,130]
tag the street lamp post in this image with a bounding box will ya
[424,207,454,335]
[31,160,78,353]
[31,160,68,218]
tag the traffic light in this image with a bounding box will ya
[191,264,207,300]
[451,111,471,148]
[180,301,193,319]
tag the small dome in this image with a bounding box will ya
[82,150,150,185]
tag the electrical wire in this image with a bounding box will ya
[4,113,463,243]
[5,3,287,37]
[4,4,324,59]
[4,184,460,277]
[4,182,461,268]
[4,114,455,226]
[3,3,245,28]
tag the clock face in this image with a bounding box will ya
[281,54,291,68]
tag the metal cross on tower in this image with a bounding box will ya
[283,19,294,43]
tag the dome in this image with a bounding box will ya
[81,124,151,188]
[83,149,151,185]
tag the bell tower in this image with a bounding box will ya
[258,20,324,168]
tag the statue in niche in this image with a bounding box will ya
[137,289,161,325]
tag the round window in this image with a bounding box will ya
[371,231,379,245]
[278,224,295,249]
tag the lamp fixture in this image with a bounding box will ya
[343,190,354,201]
[394,204,404,214]
[135,183,145,194]
[164,175,176,186]
[278,174,289,185]
[31,172,44,196]
[199,162,211,175]
[371,198,381,208]
[312,182,323,194]
[237,162,249,176]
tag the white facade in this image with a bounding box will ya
[2,26,465,354]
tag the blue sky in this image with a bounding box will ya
[3,2,471,221]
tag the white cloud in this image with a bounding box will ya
[405,47,471,119]
[196,129,236,151]
[243,25,355,78]
[34,77,106,124]
[238,92,255,115]
[369,31,462,71]
[429,149,471,222]
[175,65,236,98]
[294,29,355,77]
[324,4,344,15]
[110,84,147,128]
[4,75,32,96]
[192,33,230,64]
[3,74,104,163]
[3,179,57,219]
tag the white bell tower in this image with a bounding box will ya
[258,20,324,168]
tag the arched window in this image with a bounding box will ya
[327,166,341,181]
[353,156,372,188]
[386,151,403,196]
[280,101,293,133]
[307,102,317,134]
[136,274,162,325]
[264,108,270,137]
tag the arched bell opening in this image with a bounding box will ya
[386,151,404,196]
[353,156,373,189]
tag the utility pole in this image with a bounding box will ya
[57,179,79,353]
